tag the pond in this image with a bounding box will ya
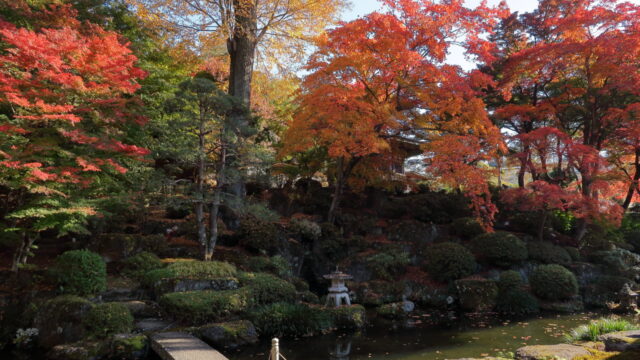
[224,312,620,360]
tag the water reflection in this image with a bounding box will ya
[329,337,352,360]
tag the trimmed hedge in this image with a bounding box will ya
[238,272,297,306]
[530,264,578,301]
[423,242,477,283]
[55,250,107,296]
[85,302,134,338]
[498,270,524,292]
[160,289,249,324]
[470,232,527,267]
[248,302,333,338]
[451,217,486,239]
[495,289,540,315]
[527,241,572,266]
[141,260,237,287]
[122,251,163,279]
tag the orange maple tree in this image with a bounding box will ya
[0,6,148,270]
[282,0,505,225]
[493,0,640,239]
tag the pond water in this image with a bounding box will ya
[224,312,620,360]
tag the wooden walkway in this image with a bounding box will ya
[150,332,229,360]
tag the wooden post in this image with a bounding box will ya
[270,338,280,360]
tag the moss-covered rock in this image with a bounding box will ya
[142,261,239,296]
[238,272,297,307]
[331,305,366,329]
[423,242,477,283]
[599,330,640,352]
[455,278,498,312]
[515,344,590,360]
[109,334,148,360]
[84,302,134,338]
[195,320,259,349]
[376,302,413,319]
[35,295,94,348]
[471,232,528,268]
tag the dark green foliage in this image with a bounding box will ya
[141,268,174,288]
[140,260,237,288]
[527,241,572,266]
[495,289,540,315]
[237,219,282,254]
[248,302,332,338]
[122,251,163,279]
[84,303,134,338]
[376,302,407,319]
[550,210,576,235]
[160,289,249,324]
[451,217,486,239]
[238,272,297,306]
[412,191,472,224]
[470,232,527,267]
[423,242,477,282]
[246,256,291,279]
[337,213,377,236]
[55,250,107,296]
[165,200,191,219]
[564,246,582,262]
[288,218,321,242]
[366,246,410,280]
[387,220,434,243]
[498,270,524,292]
[317,222,365,261]
[530,264,578,301]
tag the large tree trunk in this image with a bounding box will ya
[225,0,258,207]
[575,174,594,244]
[623,149,640,211]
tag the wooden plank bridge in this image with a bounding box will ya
[150,332,229,360]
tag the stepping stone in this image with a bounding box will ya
[151,332,228,360]
[599,330,640,352]
[515,344,591,360]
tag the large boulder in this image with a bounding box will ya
[599,330,640,352]
[455,278,498,312]
[195,320,259,349]
[515,344,591,360]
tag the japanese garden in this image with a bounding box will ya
[3,0,640,360]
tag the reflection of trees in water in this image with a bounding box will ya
[329,338,352,360]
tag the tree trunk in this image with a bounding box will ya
[575,175,594,244]
[327,157,359,223]
[11,232,34,272]
[623,149,640,211]
[537,210,547,242]
[205,145,227,261]
[195,121,207,247]
[225,0,258,207]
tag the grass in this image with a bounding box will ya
[565,317,640,342]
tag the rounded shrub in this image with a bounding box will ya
[527,241,572,266]
[498,270,524,292]
[423,242,477,283]
[495,289,540,315]
[366,246,410,280]
[288,218,321,242]
[470,232,528,267]
[55,250,107,296]
[530,264,578,301]
[239,272,297,306]
[248,302,332,338]
[122,251,163,279]
[237,219,282,254]
[451,217,486,239]
[84,303,134,338]
[160,289,248,324]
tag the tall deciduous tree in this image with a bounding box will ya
[495,0,640,240]
[282,0,505,224]
[126,0,346,203]
[0,10,147,270]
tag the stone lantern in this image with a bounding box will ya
[619,283,638,313]
[323,267,353,307]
